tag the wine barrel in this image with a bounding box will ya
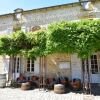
[0,74,6,88]
[21,82,30,90]
[54,84,65,94]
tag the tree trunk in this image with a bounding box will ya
[39,56,47,90]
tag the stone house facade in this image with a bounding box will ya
[0,0,100,83]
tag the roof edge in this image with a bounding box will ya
[0,1,80,17]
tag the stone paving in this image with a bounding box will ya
[0,88,100,100]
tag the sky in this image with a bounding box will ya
[0,0,78,15]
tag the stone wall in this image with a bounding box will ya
[71,54,82,80]
[0,0,100,81]
[0,1,100,34]
[46,53,71,79]
[0,15,13,34]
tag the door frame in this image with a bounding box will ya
[88,53,100,83]
[13,56,20,80]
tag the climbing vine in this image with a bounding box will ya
[47,19,100,58]
[0,19,100,59]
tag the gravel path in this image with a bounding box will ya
[0,88,99,100]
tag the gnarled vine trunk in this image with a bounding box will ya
[82,59,91,94]
[39,56,47,90]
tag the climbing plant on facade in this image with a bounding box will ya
[27,30,47,58]
[76,19,100,58]
[0,19,100,92]
[47,21,79,54]
[0,20,100,59]
[47,19,100,94]
[47,19,100,58]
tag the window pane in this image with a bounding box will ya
[91,55,99,74]
[27,58,34,72]
[91,55,94,59]
[94,55,97,59]
[27,60,30,63]
[91,60,94,64]
[31,68,34,71]
[91,65,94,68]
[94,60,97,65]
[27,58,30,71]
[27,68,30,71]
[32,63,34,67]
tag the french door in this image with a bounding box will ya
[82,54,100,83]
[13,57,20,79]
[89,55,100,83]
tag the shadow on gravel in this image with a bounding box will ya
[91,84,100,96]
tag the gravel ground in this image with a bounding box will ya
[0,88,99,100]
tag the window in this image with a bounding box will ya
[58,61,70,69]
[14,57,20,73]
[91,55,99,74]
[27,58,34,72]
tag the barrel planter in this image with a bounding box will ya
[0,74,6,88]
[21,82,30,90]
[54,84,65,94]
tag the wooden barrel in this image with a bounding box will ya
[54,84,65,94]
[0,74,6,88]
[21,82,30,90]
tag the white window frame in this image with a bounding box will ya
[14,57,20,73]
[90,54,99,74]
[82,54,99,74]
[27,58,34,72]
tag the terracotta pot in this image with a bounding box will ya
[21,82,30,90]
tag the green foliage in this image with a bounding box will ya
[47,21,79,54]
[27,30,47,58]
[0,35,20,55]
[47,19,100,58]
[0,19,100,59]
[12,31,37,50]
[76,20,100,58]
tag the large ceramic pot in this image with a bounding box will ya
[21,82,30,90]
[54,84,65,94]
